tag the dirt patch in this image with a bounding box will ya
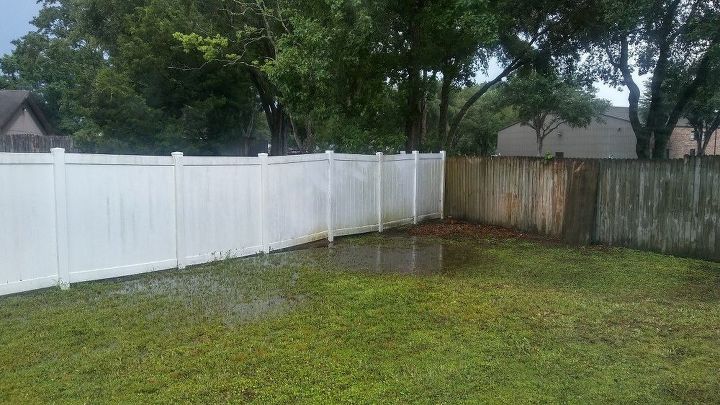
[407,219,560,243]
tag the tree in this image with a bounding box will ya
[443,0,604,150]
[587,0,720,159]
[502,72,609,156]
[431,85,517,155]
[2,0,259,155]
[684,86,720,156]
[175,0,298,155]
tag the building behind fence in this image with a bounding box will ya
[0,149,445,296]
[446,156,720,261]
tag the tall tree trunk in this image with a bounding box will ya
[405,66,423,152]
[652,129,672,159]
[635,129,652,159]
[695,130,704,156]
[269,107,289,156]
[536,127,543,157]
[404,6,424,153]
[250,69,289,156]
[438,69,453,148]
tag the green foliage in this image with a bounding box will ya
[1,0,259,155]
[425,85,517,155]
[504,73,609,131]
[584,0,720,158]
[1,233,719,402]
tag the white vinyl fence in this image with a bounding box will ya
[0,149,445,296]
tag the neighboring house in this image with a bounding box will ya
[496,106,718,159]
[0,90,74,152]
[667,125,720,158]
[0,90,54,136]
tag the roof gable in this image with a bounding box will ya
[0,90,55,135]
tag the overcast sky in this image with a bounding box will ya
[3,0,635,106]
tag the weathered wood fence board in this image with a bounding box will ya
[0,134,75,153]
[446,156,720,261]
[595,158,720,260]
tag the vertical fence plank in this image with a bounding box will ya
[440,151,446,219]
[412,150,419,225]
[51,148,70,288]
[377,152,384,232]
[258,153,270,253]
[326,150,335,242]
[172,152,186,269]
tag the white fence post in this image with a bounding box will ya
[326,150,335,242]
[440,150,446,219]
[376,152,384,232]
[412,150,419,225]
[259,153,270,253]
[172,152,186,269]
[51,148,70,289]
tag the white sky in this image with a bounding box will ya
[477,60,650,108]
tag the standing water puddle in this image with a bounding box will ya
[312,236,477,275]
[110,235,475,324]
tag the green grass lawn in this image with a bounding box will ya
[1,229,719,403]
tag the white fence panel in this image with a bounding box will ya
[181,157,263,265]
[265,154,329,250]
[381,155,415,226]
[0,154,59,295]
[0,149,444,296]
[417,153,443,219]
[64,154,177,283]
[333,154,379,237]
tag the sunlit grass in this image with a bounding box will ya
[1,233,718,403]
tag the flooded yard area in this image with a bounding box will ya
[1,226,719,403]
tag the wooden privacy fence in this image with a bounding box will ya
[0,134,75,153]
[446,156,720,261]
[0,149,445,296]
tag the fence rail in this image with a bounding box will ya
[446,156,720,261]
[0,149,445,296]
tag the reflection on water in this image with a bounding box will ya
[325,236,473,275]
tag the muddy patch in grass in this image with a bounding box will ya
[115,268,304,325]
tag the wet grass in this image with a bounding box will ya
[1,232,719,403]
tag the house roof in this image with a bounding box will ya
[602,106,630,122]
[0,90,56,135]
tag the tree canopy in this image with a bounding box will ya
[1,0,718,158]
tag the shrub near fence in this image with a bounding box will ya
[446,156,720,261]
[0,149,445,296]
